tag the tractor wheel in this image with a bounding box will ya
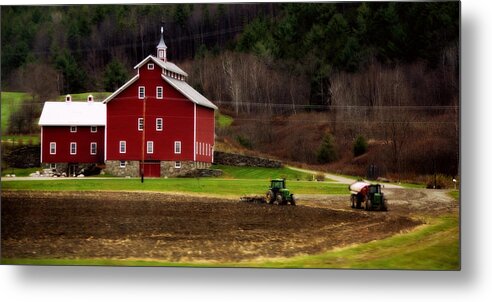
[266,190,275,204]
[366,199,372,211]
[381,199,388,211]
[290,194,296,206]
[276,194,285,205]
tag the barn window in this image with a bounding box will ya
[70,142,77,155]
[119,141,126,154]
[156,118,163,131]
[138,86,145,99]
[70,126,77,133]
[175,161,181,169]
[159,49,164,58]
[50,142,56,154]
[156,86,163,99]
[174,141,181,154]
[147,141,154,154]
[91,126,97,133]
[90,142,97,155]
[148,63,154,70]
[120,161,126,168]
[49,163,56,170]
[138,118,144,131]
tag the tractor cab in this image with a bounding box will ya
[367,184,386,211]
[270,179,286,192]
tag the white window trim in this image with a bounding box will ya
[70,126,77,133]
[91,126,97,133]
[119,141,126,154]
[90,142,97,155]
[138,118,144,131]
[156,86,163,99]
[148,63,154,70]
[147,141,154,154]
[156,118,163,131]
[138,86,145,99]
[174,141,181,154]
[175,161,181,169]
[70,142,77,155]
[120,161,126,168]
[49,163,56,169]
[50,142,56,155]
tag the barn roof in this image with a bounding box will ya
[162,74,218,110]
[38,101,106,126]
[134,55,188,77]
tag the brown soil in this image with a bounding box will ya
[1,189,454,263]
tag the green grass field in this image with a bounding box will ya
[214,164,317,180]
[1,92,29,131]
[1,178,347,196]
[2,214,459,270]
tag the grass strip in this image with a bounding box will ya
[1,178,348,196]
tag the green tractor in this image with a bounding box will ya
[266,179,296,206]
[349,181,387,211]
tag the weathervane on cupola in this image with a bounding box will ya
[157,23,167,62]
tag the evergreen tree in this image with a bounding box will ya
[353,135,368,157]
[103,59,129,92]
[317,133,338,164]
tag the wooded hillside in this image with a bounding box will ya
[1,2,460,180]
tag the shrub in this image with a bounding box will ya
[315,173,325,181]
[426,174,452,189]
[317,133,338,164]
[236,135,253,149]
[353,135,368,157]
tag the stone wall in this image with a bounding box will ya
[213,151,282,168]
[178,168,223,178]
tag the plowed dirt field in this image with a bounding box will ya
[1,189,455,263]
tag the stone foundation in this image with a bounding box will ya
[105,160,140,177]
[43,163,68,174]
[104,160,212,177]
[42,163,101,176]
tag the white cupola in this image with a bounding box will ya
[156,25,167,62]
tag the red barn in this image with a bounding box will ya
[38,27,216,177]
[102,27,217,177]
[38,95,106,175]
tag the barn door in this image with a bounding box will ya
[140,161,161,177]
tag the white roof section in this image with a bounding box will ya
[134,55,188,77]
[102,74,139,104]
[162,75,218,110]
[39,101,106,126]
